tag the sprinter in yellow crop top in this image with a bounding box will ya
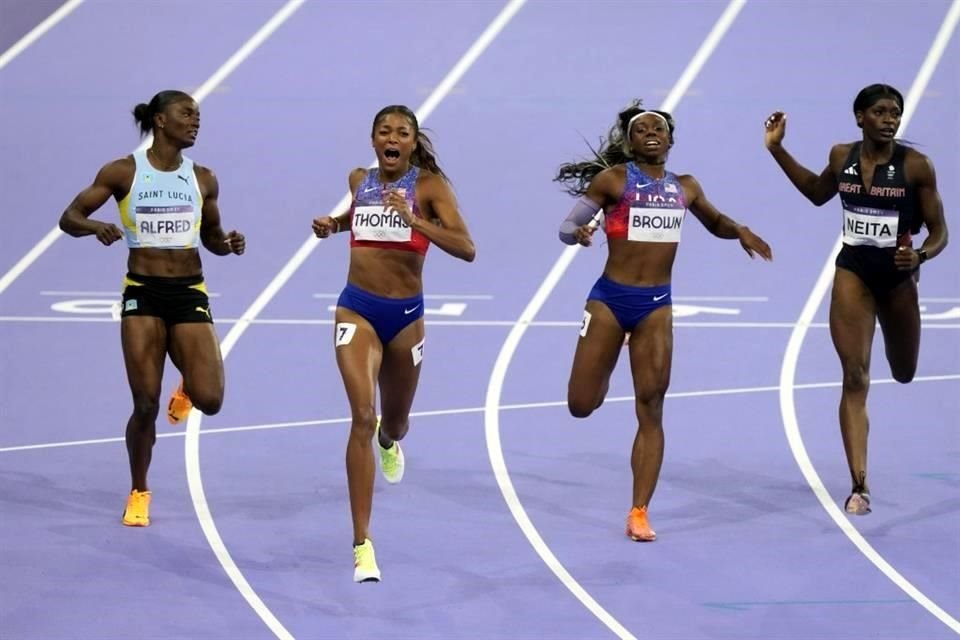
[58,90,246,527]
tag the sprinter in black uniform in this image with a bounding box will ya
[763,84,949,515]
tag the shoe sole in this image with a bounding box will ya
[122,511,150,527]
[844,494,872,515]
[354,570,381,583]
[627,533,656,542]
[382,470,404,484]
[626,519,656,541]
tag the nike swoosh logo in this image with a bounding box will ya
[404,305,421,315]
[363,186,378,193]
[636,182,653,190]
[652,293,669,302]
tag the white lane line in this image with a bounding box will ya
[4,315,960,330]
[6,1,308,638]
[673,296,768,301]
[312,293,494,300]
[0,0,84,71]
[778,0,960,633]
[0,0,307,297]
[483,2,748,638]
[6,372,956,454]
[39,290,221,297]
[179,2,528,639]
[185,5,312,638]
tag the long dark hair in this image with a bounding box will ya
[554,99,676,197]
[132,90,193,138]
[371,105,448,182]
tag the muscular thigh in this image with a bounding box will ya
[876,275,920,370]
[121,316,168,398]
[378,318,425,420]
[627,305,673,401]
[830,268,877,368]
[569,300,626,393]
[168,322,223,390]
[334,307,383,411]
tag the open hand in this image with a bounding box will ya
[738,226,773,261]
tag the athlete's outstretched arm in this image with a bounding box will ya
[392,172,475,262]
[197,166,244,256]
[681,174,773,261]
[58,158,130,245]
[764,111,840,207]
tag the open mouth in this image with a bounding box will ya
[384,148,400,159]
[644,140,662,149]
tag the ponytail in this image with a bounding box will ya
[131,89,192,138]
[412,129,448,182]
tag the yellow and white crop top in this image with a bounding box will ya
[118,149,203,249]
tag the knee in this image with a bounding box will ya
[887,349,918,384]
[380,416,409,441]
[131,395,160,422]
[840,361,870,393]
[183,378,223,416]
[567,397,596,419]
[349,406,378,441]
[885,344,918,384]
[635,393,665,423]
[185,382,223,416]
[568,379,607,419]
[891,367,915,384]
[192,392,223,416]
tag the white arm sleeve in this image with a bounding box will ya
[559,196,603,245]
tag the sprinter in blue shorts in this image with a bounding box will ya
[313,105,475,582]
[556,100,772,542]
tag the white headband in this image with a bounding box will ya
[626,111,669,134]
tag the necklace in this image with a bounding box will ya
[148,147,182,171]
